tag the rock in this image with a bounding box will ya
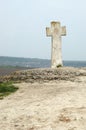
[0,67,86,83]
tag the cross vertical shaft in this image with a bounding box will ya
[46,21,66,68]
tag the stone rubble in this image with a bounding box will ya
[0,67,86,83]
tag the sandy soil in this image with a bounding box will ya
[0,76,86,130]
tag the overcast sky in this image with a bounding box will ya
[0,0,86,60]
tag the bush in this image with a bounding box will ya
[0,82,18,99]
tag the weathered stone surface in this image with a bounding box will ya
[46,21,66,68]
[1,67,86,83]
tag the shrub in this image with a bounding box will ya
[0,82,18,99]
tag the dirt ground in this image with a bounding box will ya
[0,75,86,130]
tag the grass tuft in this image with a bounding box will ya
[0,82,18,99]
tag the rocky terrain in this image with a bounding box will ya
[0,67,86,83]
[0,67,86,130]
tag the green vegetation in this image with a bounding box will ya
[56,64,62,68]
[0,82,18,99]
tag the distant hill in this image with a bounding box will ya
[0,56,51,68]
[1,56,86,68]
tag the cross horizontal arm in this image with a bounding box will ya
[46,27,52,36]
[61,26,66,36]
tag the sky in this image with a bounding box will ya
[0,0,86,60]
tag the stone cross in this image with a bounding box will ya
[46,21,66,68]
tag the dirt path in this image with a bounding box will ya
[0,78,86,130]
